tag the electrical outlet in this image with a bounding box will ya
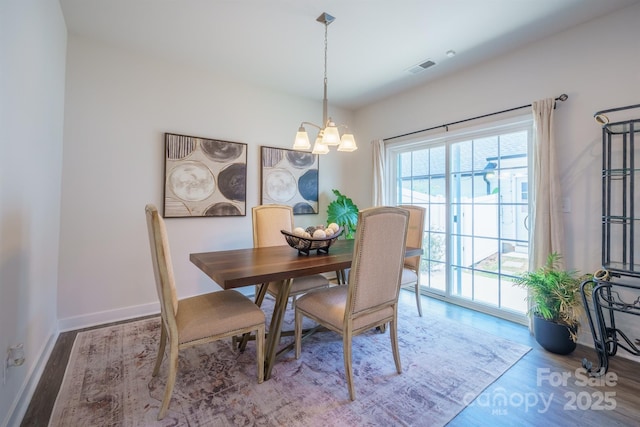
[4,343,25,384]
[8,344,25,367]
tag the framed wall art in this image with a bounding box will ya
[260,146,319,214]
[164,133,247,217]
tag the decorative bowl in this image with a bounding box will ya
[281,227,344,255]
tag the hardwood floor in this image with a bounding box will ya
[21,292,640,426]
[20,315,158,427]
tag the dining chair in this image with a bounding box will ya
[398,205,426,316]
[294,206,409,400]
[252,204,330,308]
[145,204,265,420]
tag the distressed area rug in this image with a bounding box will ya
[49,296,530,426]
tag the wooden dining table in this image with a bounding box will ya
[190,239,422,380]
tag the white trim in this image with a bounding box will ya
[57,301,160,332]
[387,114,533,151]
[424,290,528,325]
[2,330,57,427]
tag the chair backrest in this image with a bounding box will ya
[398,205,426,271]
[145,204,179,334]
[252,204,294,248]
[346,206,409,317]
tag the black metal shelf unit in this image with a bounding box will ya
[582,108,640,376]
[601,119,640,276]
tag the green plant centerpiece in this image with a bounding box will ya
[514,252,592,355]
[326,189,359,239]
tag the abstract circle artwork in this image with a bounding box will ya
[260,146,319,214]
[164,133,247,217]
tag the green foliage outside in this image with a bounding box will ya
[420,228,445,272]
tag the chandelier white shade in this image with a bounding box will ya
[311,132,329,155]
[293,12,357,154]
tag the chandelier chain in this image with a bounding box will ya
[324,21,328,86]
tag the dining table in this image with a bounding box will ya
[190,238,422,380]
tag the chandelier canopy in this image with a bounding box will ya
[292,12,357,155]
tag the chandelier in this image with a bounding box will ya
[292,12,357,154]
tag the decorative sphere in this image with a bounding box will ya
[312,229,326,239]
[328,223,340,232]
[293,227,306,236]
[325,227,334,237]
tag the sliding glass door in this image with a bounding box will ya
[389,118,531,323]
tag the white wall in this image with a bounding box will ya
[355,2,640,353]
[0,0,67,425]
[57,36,362,329]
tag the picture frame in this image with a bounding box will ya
[260,146,319,214]
[163,133,247,217]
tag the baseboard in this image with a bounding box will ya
[57,301,160,332]
[617,350,640,363]
[55,279,341,332]
[578,342,640,365]
[2,329,57,427]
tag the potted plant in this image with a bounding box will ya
[326,189,359,239]
[514,252,592,355]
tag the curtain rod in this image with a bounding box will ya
[383,94,569,142]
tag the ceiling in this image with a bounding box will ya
[59,0,639,110]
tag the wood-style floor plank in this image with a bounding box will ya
[20,293,640,426]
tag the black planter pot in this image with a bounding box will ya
[533,315,577,355]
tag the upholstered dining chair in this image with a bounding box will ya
[252,204,330,307]
[294,206,409,400]
[145,204,265,420]
[398,205,426,316]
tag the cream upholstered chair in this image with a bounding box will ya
[294,206,409,400]
[398,205,426,316]
[252,204,330,307]
[145,204,265,420]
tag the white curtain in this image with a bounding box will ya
[531,98,565,270]
[372,139,386,206]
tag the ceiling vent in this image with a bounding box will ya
[407,59,436,74]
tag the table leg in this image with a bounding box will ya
[254,282,269,307]
[336,269,347,284]
[264,278,293,380]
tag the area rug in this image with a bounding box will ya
[49,296,530,426]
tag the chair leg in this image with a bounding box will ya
[152,322,167,376]
[239,284,270,353]
[294,308,302,359]
[343,330,355,401]
[256,324,265,383]
[390,318,402,374]
[415,278,423,317]
[158,343,179,420]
